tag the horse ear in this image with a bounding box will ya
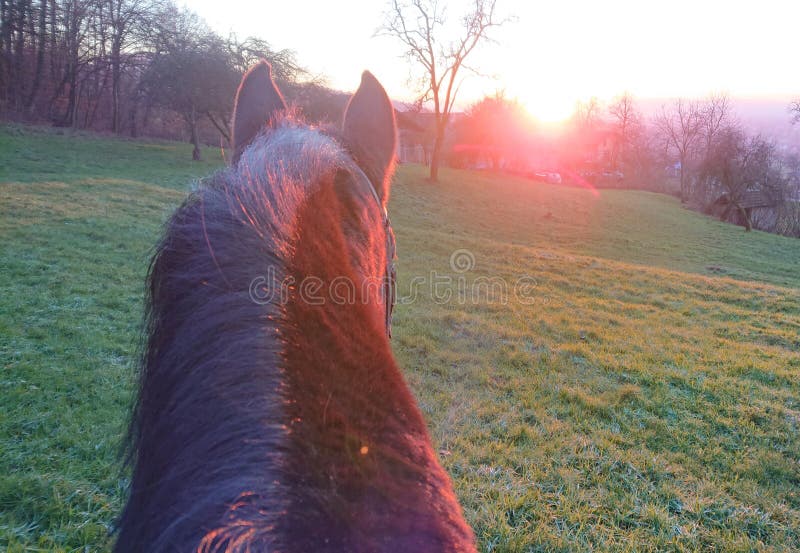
[342,71,397,205]
[231,60,286,165]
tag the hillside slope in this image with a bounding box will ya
[1,126,798,552]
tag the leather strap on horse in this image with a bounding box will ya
[351,165,397,337]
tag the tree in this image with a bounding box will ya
[281,80,348,125]
[380,0,508,182]
[23,0,48,114]
[220,35,305,139]
[227,35,304,83]
[0,0,307,144]
[700,94,732,155]
[653,99,704,203]
[791,99,800,124]
[693,93,734,203]
[55,0,92,127]
[608,92,640,172]
[702,126,786,231]
[626,123,666,191]
[106,0,157,133]
[1,0,36,111]
[562,97,605,174]
[453,93,533,170]
[141,10,239,160]
[573,97,602,132]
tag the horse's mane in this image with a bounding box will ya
[119,118,362,550]
[116,65,475,552]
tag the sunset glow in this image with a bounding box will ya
[519,91,576,123]
[186,0,799,111]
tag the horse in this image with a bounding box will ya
[115,61,476,552]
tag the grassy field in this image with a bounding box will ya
[1,124,799,552]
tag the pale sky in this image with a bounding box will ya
[185,0,799,121]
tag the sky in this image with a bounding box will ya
[184,0,799,122]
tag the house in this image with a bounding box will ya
[395,110,436,164]
[394,110,466,165]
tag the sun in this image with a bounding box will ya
[519,91,575,124]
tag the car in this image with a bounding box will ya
[532,171,562,184]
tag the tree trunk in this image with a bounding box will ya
[62,69,77,127]
[12,0,31,111]
[0,0,7,105]
[86,64,110,128]
[189,106,201,161]
[141,98,152,130]
[206,111,230,143]
[111,40,122,133]
[429,123,446,182]
[739,206,752,232]
[679,156,687,203]
[129,93,139,137]
[24,0,47,114]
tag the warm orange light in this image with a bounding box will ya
[519,91,575,123]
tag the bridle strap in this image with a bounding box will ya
[350,165,396,337]
[384,217,397,338]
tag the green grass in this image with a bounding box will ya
[1,125,798,552]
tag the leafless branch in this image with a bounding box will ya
[379,0,511,180]
[790,99,800,124]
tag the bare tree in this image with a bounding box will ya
[141,8,239,160]
[380,0,508,182]
[0,0,308,143]
[219,35,305,140]
[106,0,157,133]
[653,99,704,203]
[57,0,92,127]
[703,126,787,231]
[574,96,602,131]
[626,123,666,191]
[791,99,800,124]
[701,94,732,154]
[1,0,34,110]
[693,93,735,203]
[227,35,304,83]
[608,92,640,173]
[24,0,48,114]
[563,96,605,175]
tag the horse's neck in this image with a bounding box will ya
[291,177,388,331]
[277,182,467,548]
[283,176,425,452]
[122,173,475,551]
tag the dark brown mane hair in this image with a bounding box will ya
[115,61,475,552]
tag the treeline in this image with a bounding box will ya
[449,93,800,237]
[653,96,800,235]
[0,0,347,158]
